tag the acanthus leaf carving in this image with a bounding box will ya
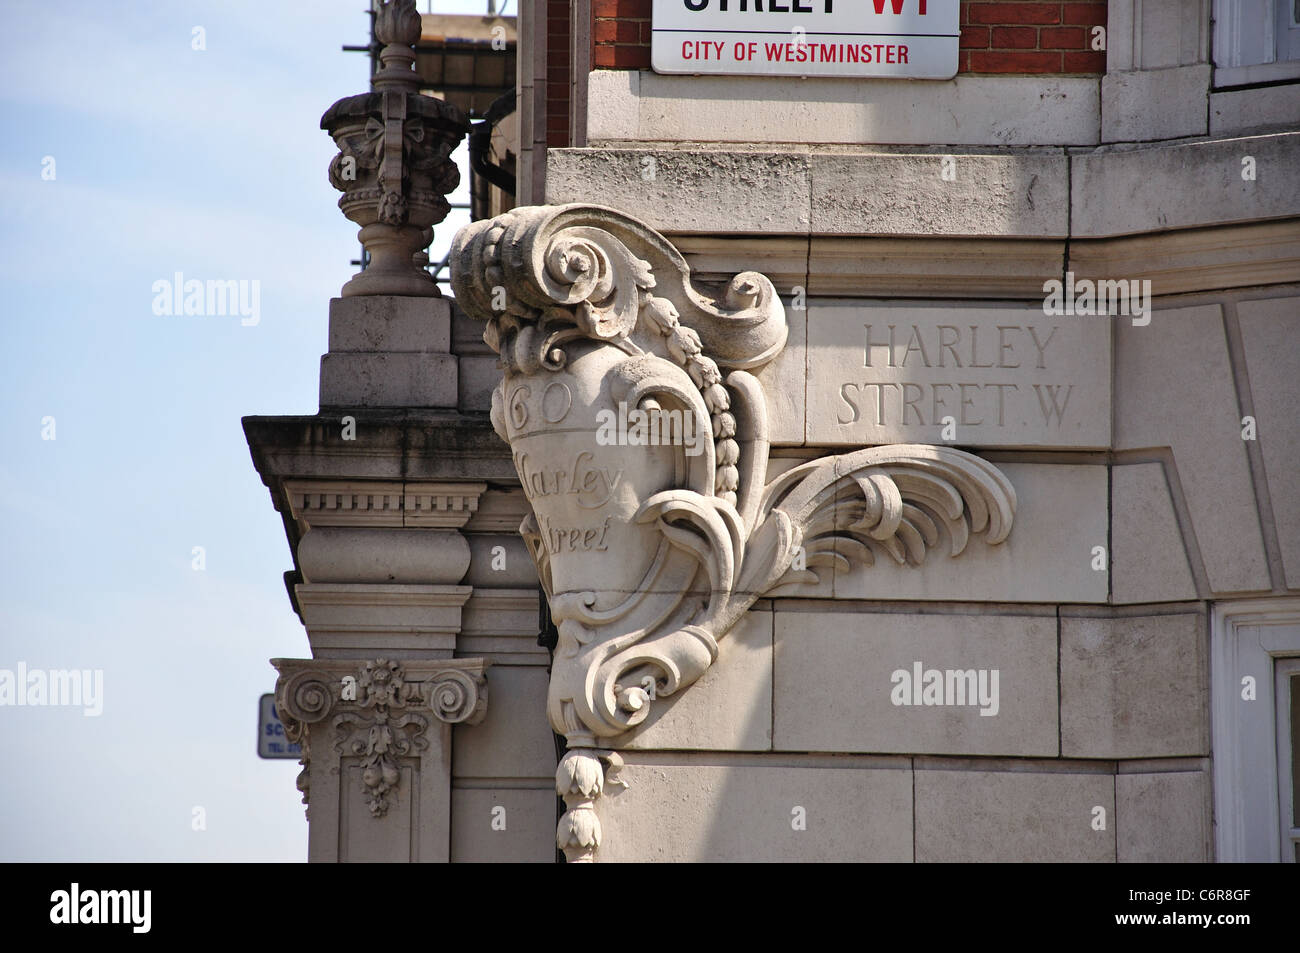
[450,204,1016,861]
[272,657,488,821]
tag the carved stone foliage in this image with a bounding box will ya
[274,657,488,820]
[321,0,468,297]
[450,203,1017,859]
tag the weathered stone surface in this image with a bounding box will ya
[545,149,812,235]
[462,534,538,588]
[809,236,1066,299]
[676,235,808,292]
[1114,304,1269,594]
[1060,611,1209,759]
[547,149,1070,239]
[594,758,913,862]
[320,351,458,408]
[328,295,451,353]
[294,583,470,657]
[1106,0,1208,71]
[297,526,470,584]
[453,665,556,779]
[1110,463,1198,604]
[773,609,1057,756]
[753,299,805,446]
[450,788,556,862]
[806,300,1110,448]
[457,355,502,414]
[623,611,772,751]
[915,766,1115,862]
[809,153,1068,238]
[1237,295,1300,590]
[1117,768,1212,863]
[243,413,516,486]
[1101,65,1209,143]
[1211,84,1300,135]
[457,588,548,663]
[586,68,638,141]
[829,463,1108,604]
[1068,221,1300,297]
[1072,132,1300,237]
[586,69,1099,147]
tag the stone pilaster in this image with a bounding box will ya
[274,656,488,862]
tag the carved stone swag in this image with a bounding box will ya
[451,204,1018,862]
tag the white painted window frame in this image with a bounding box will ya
[1274,657,1300,862]
[1213,0,1300,87]
[1211,598,1300,862]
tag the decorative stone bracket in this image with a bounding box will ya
[450,204,1017,861]
[273,656,488,862]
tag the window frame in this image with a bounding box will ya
[1211,598,1300,862]
[1273,657,1300,862]
[1212,0,1300,88]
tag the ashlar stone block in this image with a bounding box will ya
[806,300,1110,449]
[595,759,913,862]
[1060,611,1209,759]
[1238,295,1300,590]
[1110,463,1198,604]
[1117,769,1211,863]
[915,767,1115,862]
[774,609,1058,757]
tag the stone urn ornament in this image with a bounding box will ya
[451,204,1018,862]
[321,0,468,297]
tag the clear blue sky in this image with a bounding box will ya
[0,0,498,861]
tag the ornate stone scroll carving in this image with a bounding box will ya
[321,0,468,297]
[450,204,1016,861]
[274,657,488,820]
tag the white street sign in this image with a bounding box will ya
[651,0,960,79]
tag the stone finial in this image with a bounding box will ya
[322,0,468,297]
[373,0,423,91]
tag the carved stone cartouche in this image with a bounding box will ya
[451,204,1017,861]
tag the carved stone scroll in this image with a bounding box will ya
[274,657,488,826]
[450,204,1017,861]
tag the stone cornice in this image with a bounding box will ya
[241,411,514,494]
[677,219,1299,300]
[546,133,1299,240]
[285,479,487,529]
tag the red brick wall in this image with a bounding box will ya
[591,0,1106,75]
[962,2,1106,73]
[593,0,652,70]
[547,0,573,147]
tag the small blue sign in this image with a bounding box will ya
[258,693,303,760]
